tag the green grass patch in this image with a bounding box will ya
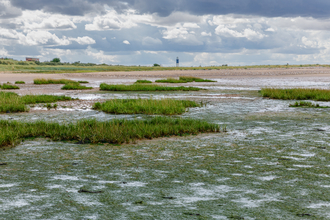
[99,83,202,91]
[78,81,89,83]
[0,117,220,147]
[155,76,216,83]
[1,84,20,90]
[289,101,329,108]
[135,80,152,83]
[93,98,201,115]
[61,82,93,90]
[0,92,73,113]
[155,78,187,83]
[34,78,75,84]
[15,81,25,84]
[260,88,330,101]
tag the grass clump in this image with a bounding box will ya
[135,80,152,83]
[15,81,25,84]
[93,98,201,115]
[155,76,216,83]
[78,81,89,83]
[0,92,27,113]
[179,76,216,82]
[1,84,20,90]
[0,92,73,113]
[34,78,75,84]
[289,101,329,108]
[21,95,73,104]
[100,83,202,91]
[155,78,187,83]
[61,82,93,90]
[260,88,330,101]
[0,117,220,147]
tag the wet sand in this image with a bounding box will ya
[1,67,330,95]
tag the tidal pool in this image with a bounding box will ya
[1,81,330,219]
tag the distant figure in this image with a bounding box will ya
[176,57,179,67]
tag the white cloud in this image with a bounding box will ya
[123,40,130,44]
[215,25,267,41]
[69,36,96,45]
[265,28,275,32]
[18,30,71,46]
[85,9,151,31]
[86,47,117,63]
[183,23,200,28]
[0,47,8,56]
[201,32,212,36]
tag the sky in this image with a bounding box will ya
[1,0,330,66]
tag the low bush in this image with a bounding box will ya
[100,83,202,91]
[0,117,220,147]
[15,81,25,84]
[93,98,201,115]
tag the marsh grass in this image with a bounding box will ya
[61,82,93,90]
[93,98,201,115]
[78,81,89,83]
[260,88,330,101]
[15,81,25,84]
[0,92,73,113]
[100,83,202,91]
[155,76,216,83]
[135,80,152,83]
[1,84,20,90]
[0,117,220,147]
[34,78,75,84]
[289,101,329,108]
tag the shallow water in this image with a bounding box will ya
[1,80,330,219]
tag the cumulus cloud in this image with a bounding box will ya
[215,25,267,41]
[0,0,21,18]
[86,46,117,63]
[70,36,96,45]
[123,40,130,44]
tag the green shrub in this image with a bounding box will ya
[15,81,25,84]
[93,98,201,115]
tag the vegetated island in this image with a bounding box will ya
[260,88,330,101]
[0,92,74,113]
[155,76,216,83]
[0,117,221,148]
[99,83,203,91]
[93,98,202,115]
[34,78,92,90]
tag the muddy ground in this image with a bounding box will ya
[1,68,330,219]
